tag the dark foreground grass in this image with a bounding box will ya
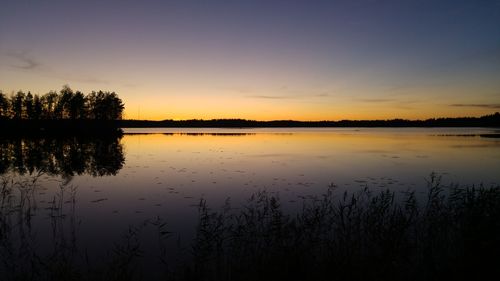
[1,174,500,281]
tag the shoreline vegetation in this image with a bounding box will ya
[2,114,500,136]
[119,112,500,128]
[1,87,499,134]
[0,174,499,280]
[0,86,124,135]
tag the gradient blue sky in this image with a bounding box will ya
[1,0,499,120]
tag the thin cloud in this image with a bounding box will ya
[7,51,41,70]
[315,93,330,97]
[3,50,112,85]
[358,98,395,103]
[246,93,330,100]
[247,95,294,99]
[450,103,500,109]
[73,76,109,85]
[358,97,421,104]
[356,97,420,110]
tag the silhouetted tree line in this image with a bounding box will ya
[119,112,500,128]
[0,85,124,120]
[0,135,124,178]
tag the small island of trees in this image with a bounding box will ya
[0,85,124,121]
[0,85,124,135]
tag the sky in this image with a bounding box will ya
[1,0,499,120]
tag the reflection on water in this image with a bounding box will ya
[2,127,500,202]
[0,128,500,279]
[120,128,500,192]
[0,135,124,177]
[129,132,256,136]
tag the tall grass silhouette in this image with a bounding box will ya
[1,173,499,280]
[185,174,500,281]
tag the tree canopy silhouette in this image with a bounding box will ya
[0,85,124,121]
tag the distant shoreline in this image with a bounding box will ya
[118,112,500,128]
[1,112,499,135]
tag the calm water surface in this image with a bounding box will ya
[2,127,500,263]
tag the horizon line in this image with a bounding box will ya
[121,112,500,123]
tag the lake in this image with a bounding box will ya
[1,127,500,277]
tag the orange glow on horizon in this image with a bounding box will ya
[122,100,495,121]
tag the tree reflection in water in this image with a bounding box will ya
[0,135,124,177]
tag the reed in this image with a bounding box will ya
[1,174,499,280]
[184,174,500,281]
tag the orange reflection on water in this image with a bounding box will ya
[119,128,500,195]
